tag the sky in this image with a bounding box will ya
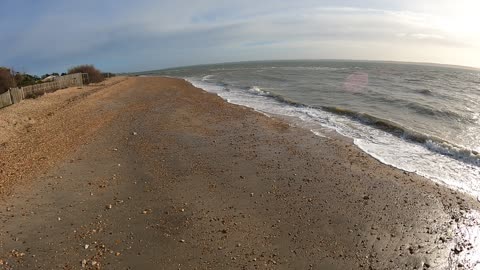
[1,0,480,75]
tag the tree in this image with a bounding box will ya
[68,65,104,83]
[0,67,16,94]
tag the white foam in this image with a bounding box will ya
[201,74,214,81]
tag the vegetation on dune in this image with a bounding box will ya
[0,67,47,94]
[15,73,41,87]
[68,65,104,83]
[0,67,16,94]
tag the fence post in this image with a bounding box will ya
[8,89,14,103]
[82,73,89,85]
[7,90,12,105]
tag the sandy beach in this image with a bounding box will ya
[0,76,478,269]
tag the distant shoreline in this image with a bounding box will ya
[127,58,480,75]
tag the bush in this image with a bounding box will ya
[14,73,40,87]
[0,67,16,94]
[68,65,104,84]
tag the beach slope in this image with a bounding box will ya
[0,77,478,269]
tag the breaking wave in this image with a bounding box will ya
[215,81,480,167]
[321,106,480,166]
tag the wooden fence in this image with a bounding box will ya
[0,91,13,108]
[10,87,24,103]
[0,73,86,110]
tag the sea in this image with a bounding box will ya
[140,60,480,199]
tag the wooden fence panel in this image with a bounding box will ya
[9,88,24,104]
[56,73,83,88]
[22,85,34,98]
[0,73,87,110]
[43,81,59,93]
[0,91,13,109]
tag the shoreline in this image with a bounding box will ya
[183,76,480,201]
[0,76,479,269]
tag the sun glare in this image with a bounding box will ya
[436,0,480,36]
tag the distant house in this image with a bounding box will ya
[41,75,57,82]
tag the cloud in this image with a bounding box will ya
[1,1,479,73]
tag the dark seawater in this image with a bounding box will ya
[140,60,480,198]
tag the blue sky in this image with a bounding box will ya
[1,0,479,74]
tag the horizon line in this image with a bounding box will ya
[126,58,480,74]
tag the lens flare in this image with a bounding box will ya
[343,72,369,92]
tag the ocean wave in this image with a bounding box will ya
[241,86,474,160]
[418,89,433,95]
[186,76,480,199]
[404,102,463,120]
[425,140,480,166]
[202,74,214,81]
[193,77,480,168]
[405,78,423,82]
[244,86,303,107]
[275,66,346,72]
[321,106,418,137]
[247,86,270,96]
[321,106,480,166]
[241,85,480,166]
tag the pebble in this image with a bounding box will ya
[132,132,138,136]
[84,244,89,249]
[454,244,464,254]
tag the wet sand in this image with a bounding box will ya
[0,76,479,269]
